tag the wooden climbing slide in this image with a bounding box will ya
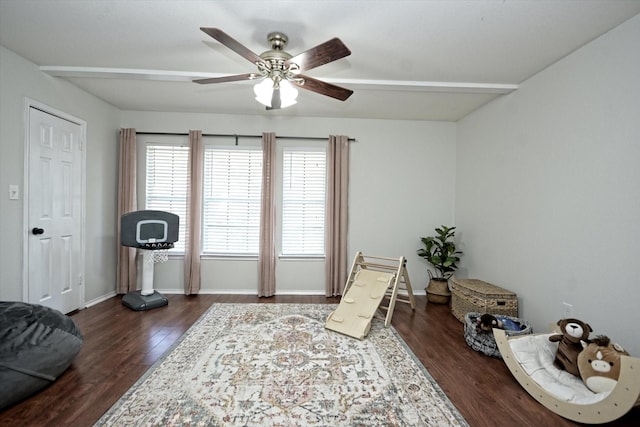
[325,252,415,339]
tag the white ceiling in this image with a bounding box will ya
[1,0,639,121]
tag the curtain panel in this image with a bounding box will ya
[116,128,138,294]
[184,130,204,295]
[258,132,277,297]
[325,135,350,296]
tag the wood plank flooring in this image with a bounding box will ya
[1,294,638,426]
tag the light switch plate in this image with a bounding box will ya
[9,185,19,200]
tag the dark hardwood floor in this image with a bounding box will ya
[1,295,638,426]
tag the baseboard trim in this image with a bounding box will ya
[156,289,427,296]
[84,291,117,308]
[157,289,328,296]
[95,289,427,298]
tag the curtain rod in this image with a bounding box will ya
[134,131,356,142]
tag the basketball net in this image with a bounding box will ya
[143,249,169,264]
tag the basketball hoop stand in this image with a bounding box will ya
[121,248,170,311]
[119,210,179,312]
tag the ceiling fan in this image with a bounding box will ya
[193,28,353,109]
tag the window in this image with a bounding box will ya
[202,147,263,255]
[143,141,328,258]
[145,144,189,252]
[282,147,326,256]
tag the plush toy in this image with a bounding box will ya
[475,313,525,333]
[548,318,593,377]
[578,335,629,393]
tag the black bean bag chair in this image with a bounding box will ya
[0,302,83,410]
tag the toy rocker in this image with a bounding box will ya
[494,328,640,424]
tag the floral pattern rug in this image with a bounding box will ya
[96,303,468,426]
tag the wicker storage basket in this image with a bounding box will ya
[450,278,518,322]
[425,279,451,304]
[464,312,533,358]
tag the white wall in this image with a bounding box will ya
[122,111,457,294]
[0,46,121,304]
[0,45,456,305]
[456,15,640,355]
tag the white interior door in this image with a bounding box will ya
[27,106,84,313]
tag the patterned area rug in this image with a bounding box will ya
[96,303,468,426]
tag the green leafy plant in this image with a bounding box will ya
[417,225,462,280]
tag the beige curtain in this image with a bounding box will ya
[325,135,350,296]
[116,128,138,294]
[184,130,203,295]
[258,132,277,297]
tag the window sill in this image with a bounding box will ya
[200,254,259,261]
[159,254,325,262]
[278,255,325,261]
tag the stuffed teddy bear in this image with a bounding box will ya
[578,335,629,393]
[475,313,525,333]
[548,318,593,377]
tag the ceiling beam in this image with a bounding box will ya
[40,66,518,94]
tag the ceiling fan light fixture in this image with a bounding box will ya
[197,28,353,105]
[254,78,298,109]
[254,78,274,106]
[278,80,298,108]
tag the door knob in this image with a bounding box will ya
[32,227,44,235]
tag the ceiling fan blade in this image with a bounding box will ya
[293,75,353,101]
[193,73,259,84]
[200,27,263,64]
[286,38,351,72]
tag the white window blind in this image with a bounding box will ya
[203,147,263,255]
[145,144,189,252]
[282,148,326,256]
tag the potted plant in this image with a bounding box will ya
[417,225,462,304]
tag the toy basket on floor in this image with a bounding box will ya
[464,312,532,358]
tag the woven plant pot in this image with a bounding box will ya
[463,312,533,358]
[426,279,451,304]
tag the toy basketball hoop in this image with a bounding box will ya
[120,210,179,311]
